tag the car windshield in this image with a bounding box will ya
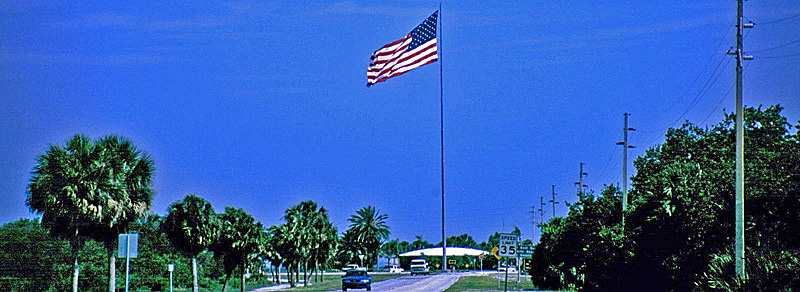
[345,271,367,277]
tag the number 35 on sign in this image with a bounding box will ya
[498,233,519,257]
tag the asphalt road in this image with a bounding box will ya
[331,272,465,292]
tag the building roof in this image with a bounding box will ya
[398,246,489,257]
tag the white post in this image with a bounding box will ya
[168,264,175,292]
[125,235,130,292]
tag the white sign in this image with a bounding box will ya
[498,233,519,257]
[118,233,139,258]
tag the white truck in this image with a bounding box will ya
[409,259,430,275]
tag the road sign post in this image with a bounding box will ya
[168,263,174,292]
[498,233,519,292]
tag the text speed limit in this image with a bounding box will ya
[498,233,519,257]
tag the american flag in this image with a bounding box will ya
[367,11,438,87]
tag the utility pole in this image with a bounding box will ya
[552,185,557,217]
[575,163,588,200]
[530,206,536,242]
[539,196,545,227]
[616,113,635,227]
[727,0,753,281]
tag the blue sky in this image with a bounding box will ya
[1,1,798,244]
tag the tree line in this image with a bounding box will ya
[1,134,398,292]
[529,105,800,291]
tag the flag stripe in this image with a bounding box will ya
[372,58,438,85]
[370,39,436,72]
[369,43,436,77]
[369,41,437,79]
[368,39,437,85]
[367,11,438,87]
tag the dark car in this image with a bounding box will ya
[341,270,371,291]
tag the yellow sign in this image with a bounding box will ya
[491,246,501,260]
[448,259,456,265]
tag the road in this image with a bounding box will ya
[248,272,466,292]
[249,271,559,292]
[331,272,465,292]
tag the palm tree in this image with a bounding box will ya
[381,239,410,265]
[27,135,154,292]
[283,200,338,285]
[161,194,220,292]
[410,235,433,250]
[263,225,285,284]
[270,223,300,287]
[346,206,390,268]
[212,207,264,292]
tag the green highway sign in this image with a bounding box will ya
[517,244,534,258]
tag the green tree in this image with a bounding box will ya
[528,105,800,291]
[162,194,220,292]
[624,105,800,290]
[211,207,264,292]
[310,209,338,283]
[128,215,192,292]
[26,135,154,292]
[410,235,433,250]
[271,201,337,286]
[263,225,286,284]
[446,234,479,248]
[380,239,410,265]
[0,218,70,291]
[344,206,390,268]
[269,223,300,286]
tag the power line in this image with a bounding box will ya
[639,26,750,137]
[753,12,800,25]
[642,22,735,125]
[749,38,800,53]
[759,53,800,59]
[667,57,732,128]
[590,145,620,187]
[699,62,752,126]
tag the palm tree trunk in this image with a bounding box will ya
[240,262,246,292]
[288,266,294,287]
[109,251,116,292]
[221,272,232,292]
[73,255,79,292]
[303,261,308,285]
[192,257,199,292]
[273,264,279,284]
[71,231,81,292]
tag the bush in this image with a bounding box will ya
[697,250,800,291]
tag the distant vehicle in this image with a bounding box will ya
[498,266,517,273]
[342,270,371,291]
[383,265,404,273]
[343,264,360,271]
[409,259,430,275]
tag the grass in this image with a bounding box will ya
[443,275,540,292]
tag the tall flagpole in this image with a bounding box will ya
[439,2,447,273]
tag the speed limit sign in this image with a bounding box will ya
[498,233,519,257]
